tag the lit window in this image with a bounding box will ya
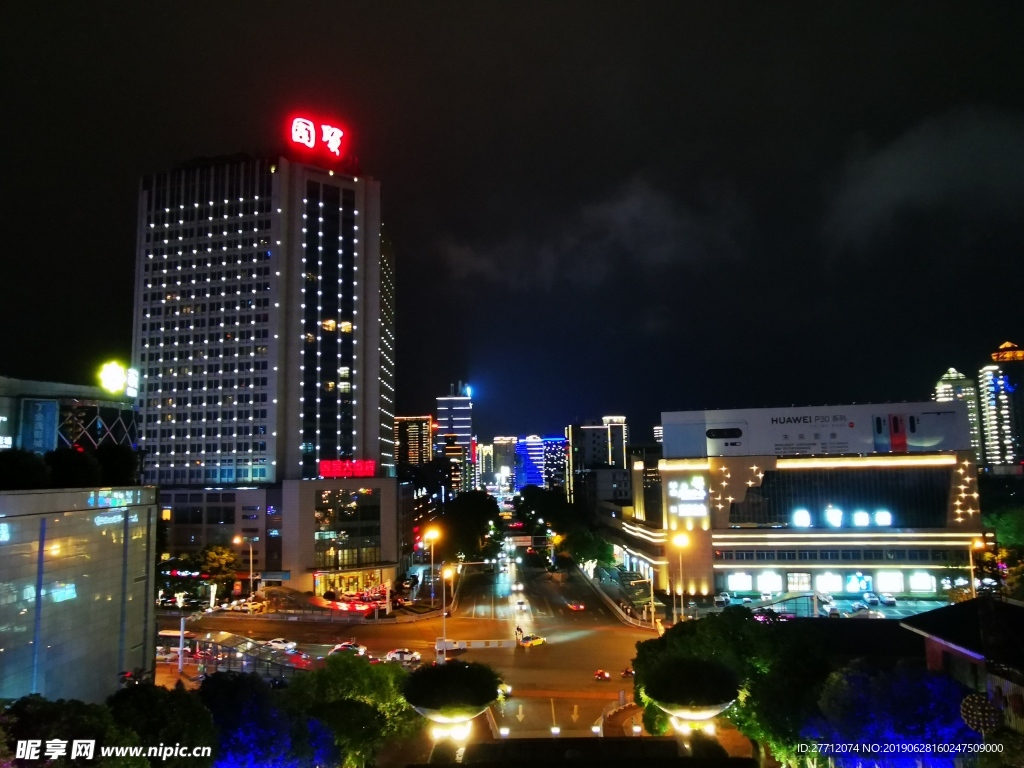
[339,321,353,333]
[321,319,337,332]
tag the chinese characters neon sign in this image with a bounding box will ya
[319,459,376,478]
[290,116,346,158]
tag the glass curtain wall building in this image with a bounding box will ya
[0,488,158,703]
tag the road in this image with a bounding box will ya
[159,559,652,736]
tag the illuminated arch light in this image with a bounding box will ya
[852,510,870,527]
[874,510,892,526]
[824,506,843,527]
[792,509,812,528]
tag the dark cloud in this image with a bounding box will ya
[825,109,1024,253]
[441,180,747,291]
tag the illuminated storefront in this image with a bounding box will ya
[617,404,986,600]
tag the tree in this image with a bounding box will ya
[287,651,419,768]
[197,672,326,768]
[3,694,148,768]
[401,661,501,719]
[95,443,140,486]
[560,526,614,565]
[437,491,499,560]
[192,545,242,595]
[0,448,51,490]
[811,660,978,746]
[45,447,103,488]
[107,683,216,768]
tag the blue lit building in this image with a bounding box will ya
[514,436,544,490]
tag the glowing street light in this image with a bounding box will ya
[98,361,128,393]
[969,538,986,599]
[672,533,689,623]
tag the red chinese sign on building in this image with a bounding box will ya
[289,116,347,159]
[319,459,376,478]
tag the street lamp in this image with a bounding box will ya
[424,528,440,606]
[441,567,454,663]
[672,533,689,623]
[968,539,985,599]
[233,536,253,598]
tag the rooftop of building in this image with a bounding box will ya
[0,375,129,403]
[899,595,1024,671]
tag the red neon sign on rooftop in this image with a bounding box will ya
[289,115,347,159]
[319,459,376,478]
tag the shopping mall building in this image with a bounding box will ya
[607,403,987,600]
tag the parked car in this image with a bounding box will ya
[567,601,585,611]
[849,601,868,613]
[863,592,880,605]
[879,593,897,606]
[817,592,834,605]
[329,642,366,656]
[713,592,732,607]
[385,648,421,663]
[519,634,545,647]
[759,591,773,602]
[265,638,297,651]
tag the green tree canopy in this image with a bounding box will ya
[107,684,216,768]
[45,448,103,488]
[0,448,51,490]
[436,490,499,560]
[560,526,614,565]
[3,694,148,768]
[401,661,501,717]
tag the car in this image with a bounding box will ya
[519,634,545,647]
[329,642,366,656]
[759,591,773,602]
[265,638,297,651]
[385,648,422,663]
[849,601,868,613]
[512,582,524,591]
[497,682,513,699]
[516,600,526,611]
[567,601,585,611]
[879,593,897,606]
[817,592,834,605]
[713,592,731,607]
[863,592,880,606]
[740,597,753,604]
[400,579,412,589]
[594,669,611,681]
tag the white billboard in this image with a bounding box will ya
[661,402,970,458]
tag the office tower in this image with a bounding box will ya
[493,436,517,492]
[442,433,466,494]
[566,415,628,502]
[395,415,433,466]
[979,364,1020,469]
[542,436,568,490]
[515,435,545,489]
[435,382,473,456]
[653,425,663,443]
[132,153,393,485]
[934,368,982,462]
[476,442,494,485]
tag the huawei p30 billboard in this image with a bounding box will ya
[661,402,970,459]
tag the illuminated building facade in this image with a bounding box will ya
[476,443,494,486]
[0,487,158,703]
[978,364,1019,471]
[493,437,517,492]
[131,151,394,486]
[934,368,982,463]
[542,437,569,491]
[442,434,466,494]
[0,376,139,455]
[515,436,544,490]
[606,403,984,601]
[395,415,432,466]
[435,382,473,456]
[567,415,628,502]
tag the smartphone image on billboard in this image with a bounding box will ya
[888,414,907,453]
[705,422,746,456]
[872,415,890,453]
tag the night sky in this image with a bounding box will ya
[4,3,1023,441]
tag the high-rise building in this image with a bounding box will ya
[934,368,982,462]
[395,415,433,466]
[132,152,394,485]
[653,425,663,444]
[979,364,1020,470]
[566,415,628,502]
[493,436,517,492]
[476,442,494,486]
[435,382,473,456]
[515,435,545,489]
[442,433,466,494]
[542,436,568,490]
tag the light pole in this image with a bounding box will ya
[672,533,689,623]
[441,567,454,663]
[233,536,253,598]
[968,539,985,599]
[424,528,440,607]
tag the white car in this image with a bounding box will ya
[385,648,421,663]
[512,582,524,591]
[879,593,897,606]
[329,642,367,656]
[264,638,297,651]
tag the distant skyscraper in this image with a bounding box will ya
[435,382,473,456]
[542,436,568,490]
[476,443,494,485]
[934,369,982,462]
[132,155,394,485]
[978,364,1019,469]
[493,436,517,491]
[515,436,544,489]
[395,416,432,466]
[566,416,628,502]
[443,433,466,494]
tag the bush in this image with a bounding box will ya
[45,448,102,488]
[643,657,739,708]
[0,449,51,490]
[401,661,501,716]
